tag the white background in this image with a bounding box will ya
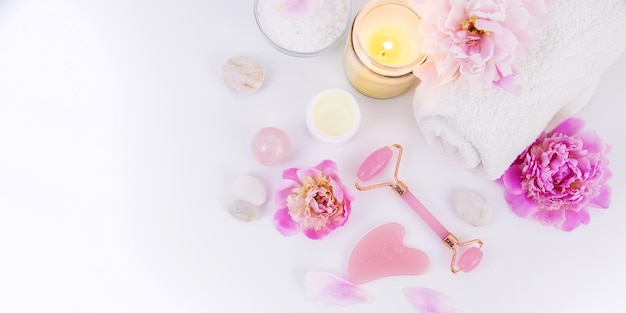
[1,1,625,312]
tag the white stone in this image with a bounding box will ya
[230,174,267,206]
[453,189,491,227]
[221,56,264,95]
[227,199,259,222]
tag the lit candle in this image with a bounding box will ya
[306,89,361,143]
[343,0,425,99]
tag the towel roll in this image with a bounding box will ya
[412,0,626,180]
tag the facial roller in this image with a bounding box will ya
[355,144,484,273]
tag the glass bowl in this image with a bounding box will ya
[254,0,352,57]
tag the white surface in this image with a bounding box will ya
[0,1,624,312]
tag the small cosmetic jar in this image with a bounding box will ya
[306,88,361,143]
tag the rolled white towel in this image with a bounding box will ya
[412,0,626,180]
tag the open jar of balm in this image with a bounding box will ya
[306,89,361,143]
[343,0,426,99]
[254,0,352,57]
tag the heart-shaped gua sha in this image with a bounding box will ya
[347,223,429,284]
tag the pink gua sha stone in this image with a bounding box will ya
[347,222,430,285]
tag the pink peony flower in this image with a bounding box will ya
[501,118,611,231]
[414,0,550,93]
[274,159,353,239]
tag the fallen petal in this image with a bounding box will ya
[403,287,458,313]
[305,271,371,306]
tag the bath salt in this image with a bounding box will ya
[255,0,351,55]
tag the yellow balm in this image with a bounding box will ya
[307,89,360,143]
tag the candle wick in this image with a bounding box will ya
[377,41,394,61]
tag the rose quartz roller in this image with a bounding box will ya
[355,144,484,273]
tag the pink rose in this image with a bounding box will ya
[414,0,550,92]
[501,118,611,231]
[274,160,353,239]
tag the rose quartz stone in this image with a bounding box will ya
[457,246,483,273]
[251,127,291,166]
[356,146,393,182]
[347,223,429,284]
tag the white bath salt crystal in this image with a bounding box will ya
[230,174,267,206]
[255,0,350,55]
[453,189,492,227]
[227,199,260,222]
[221,56,264,95]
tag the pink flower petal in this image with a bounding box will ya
[578,130,603,154]
[494,71,521,94]
[403,287,458,313]
[474,18,502,33]
[533,209,565,227]
[434,56,461,85]
[444,1,467,31]
[561,209,586,232]
[302,225,332,240]
[590,184,611,208]
[550,118,584,136]
[297,167,322,182]
[278,0,318,16]
[305,271,371,306]
[414,63,445,88]
[274,179,298,207]
[316,159,338,174]
[330,178,344,203]
[505,191,537,217]
[282,167,299,181]
[273,207,300,236]
[507,8,531,31]
[502,165,524,195]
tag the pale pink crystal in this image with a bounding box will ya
[403,287,458,313]
[457,246,483,272]
[356,146,393,182]
[347,223,429,284]
[251,127,291,166]
[305,271,371,306]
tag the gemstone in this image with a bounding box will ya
[346,223,429,285]
[356,146,393,182]
[227,199,259,222]
[457,247,483,273]
[251,127,291,166]
[221,56,264,95]
[452,189,491,227]
[230,174,267,206]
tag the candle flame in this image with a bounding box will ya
[377,41,394,61]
